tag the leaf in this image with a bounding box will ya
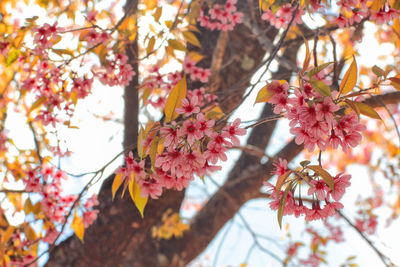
[339,55,357,96]
[112,173,123,200]
[168,39,186,51]
[307,165,335,192]
[254,85,273,104]
[164,76,187,122]
[278,182,292,229]
[71,212,85,243]
[306,62,333,78]
[353,102,382,120]
[154,6,162,22]
[6,49,20,66]
[52,48,74,57]
[183,31,201,47]
[344,99,360,118]
[389,77,400,91]
[128,175,148,218]
[309,79,331,97]
[23,224,37,241]
[372,65,384,77]
[146,37,155,55]
[302,37,311,73]
[29,97,47,113]
[371,0,386,11]
[150,136,159,167]
[275,170,291,198]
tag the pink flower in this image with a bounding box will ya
[176,96,201,117]
[195,112,215,137]
[272,158,288,177]
[327,173,351,201]
[179,120,202,146]
[315,97,339,125]
[160,122,179,147]
[221,118,246,146]
[138,176,163,199]
[83,210,99,227]
[308,179,329,201]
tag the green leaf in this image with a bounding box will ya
[372,65,384,77]
[306,62,333,78]
[6,49,20,66]
[307,165,335,192]
[309,79,331,97]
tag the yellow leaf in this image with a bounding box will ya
[146,37,155,55]
[183,31,201,47]
[353,102,382,120]
[164,76,187,122]
[52,48,74,57]
[71,212,85,243]
[29,97,47,113]
[138,125,145,158]
[168,39,187,51]
[128,176,148,218]
[154,6,162,22]
[187,51,204,62]
[3,226,15,243]
[112,173,123,200]
[23,224,37,241]
[254,85,273,104]
[164,20,173,28]
[307,165,335,192]
[339,56,357,96]
[371,0,386,11]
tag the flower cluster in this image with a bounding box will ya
[32,22,60,54]
[266,159,351,221]
[85,29,111,46]
[332,0,399,27]
[115,93,246,199]
[265,80,366,152]
[23,164,99,240]
[93,53,136,87]
[261,4,305,29]
[198,0,243,31]
[183,56,211,83]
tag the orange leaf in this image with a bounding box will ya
[339,55,357,96]
[276,170,291,198]
[164,76,187,122]
[112,173,123,200]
